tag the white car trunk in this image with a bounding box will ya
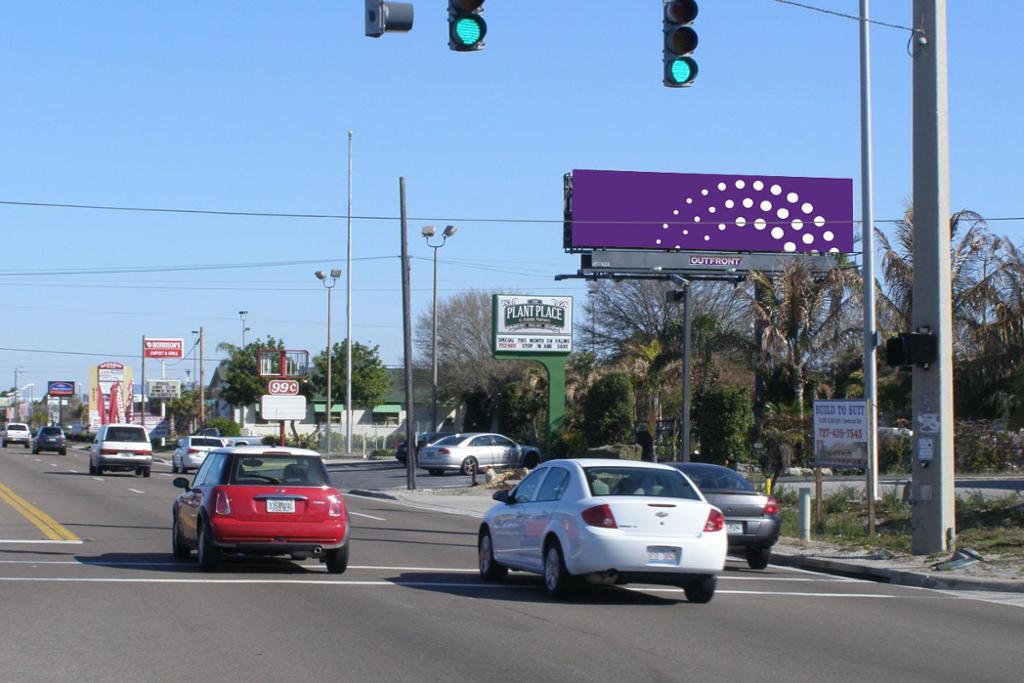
[605,498,710,539]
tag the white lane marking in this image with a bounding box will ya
[67,469,78,473]
[0,539,84,545]
[344,493,484,518]
[49,463,59,467]
[92,477,104,482]
[632,587,912,599]
[767,564,858,581]
[128,489,145,494]
[159,473,174,477]
[35,459,42,463]
[349,511,386,521]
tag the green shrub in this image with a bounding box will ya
[581,373,634,448]
[693,383,753,465]
[204,417,241,437]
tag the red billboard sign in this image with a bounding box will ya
[143,338,184,359]
[267,380,300,396]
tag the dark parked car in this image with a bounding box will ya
[667,462,780,569]
[396,432,449,464]
[33,426,67,455]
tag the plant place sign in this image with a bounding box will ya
[492,294,573,355]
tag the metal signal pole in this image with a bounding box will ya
[346,130,354,456]
[399,177,416,491]
[910,0,955,554]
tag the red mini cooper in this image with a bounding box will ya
[171,447,349,573]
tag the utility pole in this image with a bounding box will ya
[199,326,206,428]
[399,177,416,490]
[859,0,878,533]
[680,282,692,462]
[13,367,19,421]
[141,335,147,428]
[346,130,354,456]
[911,0,955,554]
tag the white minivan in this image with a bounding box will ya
[90,423,153,477]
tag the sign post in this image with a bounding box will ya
[492,295,573,443]
[47,381,75,428]
[143,338,184,438]
[258,349,309,447]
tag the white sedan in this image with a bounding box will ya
[171,436,225,473]
[478,459,727,602]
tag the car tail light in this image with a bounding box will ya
[187,448,200,454]
[704,508,724,532]
[763,497,779,516]
[214,490,232,515]
[134,450,152,456]
[581,504,618,529]
[438,448,451,455]
[100,448,118,455]
[327,494,345,518]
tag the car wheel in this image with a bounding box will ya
[197,520,221,572]
[683,575,717,604]
[543,539,574,599]
[478,529,507,581]
[143,468,151,479]
[1,440,6,448]
[134,468,143,477]
[24,442,30,449]
[171,515,190,560]
[523,451,540,469]
[324,545,349,574]
[32,448,39,455]
[746,547,771,570]
[59,448,67,456]
[427,468,445,476]
[171,459,179,474]
[460,456,479,476]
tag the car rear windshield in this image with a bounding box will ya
[433,435,465,446]
[584,466,700,500]
[40,427,63,436]
[8,424,29,431]
[677,466,756,493]
[228,455,327,486]
[105,427,148,442]
[191,437,222,447]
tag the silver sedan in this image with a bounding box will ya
[417,433,537,476]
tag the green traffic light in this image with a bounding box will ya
[668,57,698,86]
[454,15,485,47]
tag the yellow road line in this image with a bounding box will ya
[0,482,80,542]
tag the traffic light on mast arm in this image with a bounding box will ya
[365,0,414,38]
[663,0,698,87]
[449,0,487,51]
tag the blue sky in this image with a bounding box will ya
[2,1,1022,398]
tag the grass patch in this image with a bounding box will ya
[780,489,1024,558]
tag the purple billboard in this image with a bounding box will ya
[567,169,853,254]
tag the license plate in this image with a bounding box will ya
[726,522,744,534]
[266,499,295,513]
[647,546,681,565]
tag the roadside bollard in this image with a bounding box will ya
[799,488,811,541]
[470,465,478,487]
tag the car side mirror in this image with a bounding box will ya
[492,489,511,504]
[172,477,191,490]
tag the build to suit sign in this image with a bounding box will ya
[812,399,868,469]
[492,295,573,355]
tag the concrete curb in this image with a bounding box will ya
[346,488,400,500]
[769,551,1024,593]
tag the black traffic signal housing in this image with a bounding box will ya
[665,290,685,303]
[885,331,938,368]
[365,0,414,38]
[664,0,699,87]
[449,0,487,51]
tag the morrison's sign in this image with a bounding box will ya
[492,295,573,355]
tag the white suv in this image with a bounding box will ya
[90,423,153,477]
[3,423,31,448]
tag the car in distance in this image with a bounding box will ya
[172,435,225,473]
[417,432,542,476]
[3,423,32,448]
[33,426,67,455]
[89,423,153,477]
[667,462,780,569]
[478,459,727,602]
[171,447,349,573]
[395,431,449,464]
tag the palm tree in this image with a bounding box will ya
[747,258,861,419]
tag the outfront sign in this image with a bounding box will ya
[47,381,75,397]
[492,295,573,355]
[147,379,182,400]
[143,338,184,359]
[260,395,307,421]
[566,169,853,254]
[812,399,868,469]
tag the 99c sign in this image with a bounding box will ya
[267,380,300,396]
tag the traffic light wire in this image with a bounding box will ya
[769,0,915,33]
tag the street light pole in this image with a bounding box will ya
[422,225,457,431]
[316,269,341,458]
[239,311,249,348]
[346,130,354,456]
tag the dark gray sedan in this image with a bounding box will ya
[668,462,780,569]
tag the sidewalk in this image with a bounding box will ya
[346,484,1024,594]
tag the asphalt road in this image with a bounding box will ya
[1,448,1022,682]
[327,458,485,491]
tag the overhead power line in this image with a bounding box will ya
[768,0,914,32]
